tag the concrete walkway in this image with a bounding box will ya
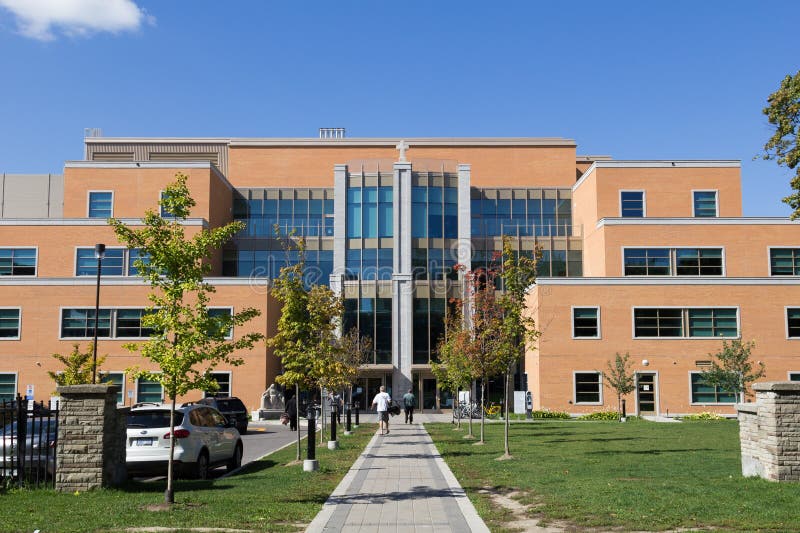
[306,421,489,532]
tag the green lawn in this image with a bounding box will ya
[1,425,374,532]
[428,420,800,532]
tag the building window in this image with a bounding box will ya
[0,373,16,402]
[676,248,723,276]
[770,248,800,276]
[60,308,112,338]
[687,308,738,337]
[787,308,800,338]
[572,307,600,338]
[623,248,670,275]
[208,308,233,339]
[693,191,718,218]
[633,308,683,337]
[574,372,602,404]
[88,191,113,218]
[0,309,21,339]
[634,308,738,338]
[101,372,125,404]
[690,373,736,403]
[137,377,163,403]
[789,372,800,382]
[76,247,147,276]
[620,191,645,217]
[205,372,231,397]
[0,248,37,276]
[115,309,155,338]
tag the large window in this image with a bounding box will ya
[101,372,125,404]
[205,372,231,397]
[0,248,36,276]
[115,309,155,338]
[61,308,162,339]
[136,377,163,403]
[770,248,800,276]
[623,248,670,276]
[343,297,392,365]
[347,186,393,239]
[0,308,21,339]
[634,308,738,338]
[76,248,148,277]
[623,248,723,276]
[787,308,800,338]
[88,191,113,218]
[574,372,602,404]
[690,373,736,403]
[0,373,16,402]
[620,191,645,217]
[572,307,600,338]
[693,191,718,218]
[471,188,572,237]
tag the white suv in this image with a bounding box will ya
[126,402,243,479]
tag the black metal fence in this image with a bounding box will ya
[0,395,59,488]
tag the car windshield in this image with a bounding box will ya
[127,410,184,428]
[215,399,245,411]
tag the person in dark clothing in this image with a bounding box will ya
[286,396,298,431]
[403,389,416,424]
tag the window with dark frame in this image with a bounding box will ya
[770,248,800,276]
[88,191,113,218]
[633,308,683,337]
[572,308,599,338]
[620,191,644,217]
[693,191,717,217]
[574,372,601,403]
[0,309,21,338]
[0,248,36,276]
[690,373,736,403]
[787,308,800,338]
[623,248,670,275]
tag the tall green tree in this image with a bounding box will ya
[48,343,106,389]
[701,339,765,403]
[495,236,539,459]
[335,329,373,413]
[267,235,343,459]
[761,70,800,217]
[110,173,264,504]
[602,352,636,420]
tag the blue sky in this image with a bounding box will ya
[0,0,798,216]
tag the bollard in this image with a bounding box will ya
[344,404,353,435]
[328,407,339,450]
[304,405,319,471]
[354,401,360,427]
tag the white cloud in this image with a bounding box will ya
[0,0,153,41]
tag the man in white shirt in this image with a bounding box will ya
[371,385,392,435]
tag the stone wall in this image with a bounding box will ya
[736,382,800,482]
[55,384,128,492]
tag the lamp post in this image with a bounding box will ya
[91,243,105,384]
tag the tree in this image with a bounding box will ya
[267,235,343,458]
[110,173,264,504]
[602,352,636,420]
[701,339,765,403]
[335,329,373,412]
[48,343,106,388]
[761,70,800,218]
[432,301,474,434]
[495,236,539,459]
[307,285,344,444]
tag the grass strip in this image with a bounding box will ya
[427,420,800,532]
[1,424,375,533]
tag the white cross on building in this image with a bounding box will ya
[396,140,409,162]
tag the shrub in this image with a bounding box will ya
[682,412,725,421]
[531,409,571,419]
[578,411,622,421]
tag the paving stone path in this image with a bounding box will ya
[306,421,489,532]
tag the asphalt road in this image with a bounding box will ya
[239,421,307,465]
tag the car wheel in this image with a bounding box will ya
[227,442,243,472]
[194,451,210,480]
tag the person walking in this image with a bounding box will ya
[371,385,392,435]
[402,389,416,424]
[286,395,298,431]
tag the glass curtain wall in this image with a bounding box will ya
[343,297,392,364]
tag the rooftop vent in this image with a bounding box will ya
[319,128,345,139]
[84,127,103,138]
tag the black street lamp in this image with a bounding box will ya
[92,243,105,384]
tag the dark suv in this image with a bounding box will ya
[197,397,248,435]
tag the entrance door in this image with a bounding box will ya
[422,378,437,410]
[636,373,657,415]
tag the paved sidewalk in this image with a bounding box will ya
[306,422,489,533]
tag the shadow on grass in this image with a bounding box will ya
[587,448,714,456]
[121,460,280,493]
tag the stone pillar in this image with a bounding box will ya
[392,161,413,397]
[56,384,128,491]
[736,381,800,482]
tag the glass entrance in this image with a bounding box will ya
[423,378,437,410]
[636,373,657,414]
[355,374,392,409]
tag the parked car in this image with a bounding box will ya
[0,419,58,478]
[126,402,243,479]
[196,396,249,435]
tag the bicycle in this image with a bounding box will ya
[457,401,480,419]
